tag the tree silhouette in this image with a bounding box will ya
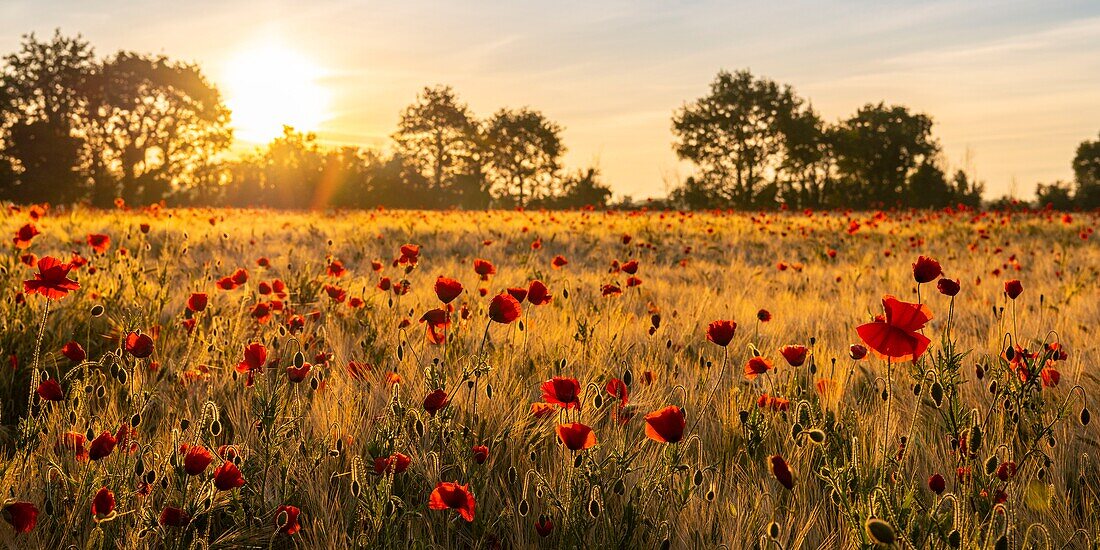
[484,108,564,207]
[0,31,96,203]
[1073,133,1100,207]
[393,85,483,204]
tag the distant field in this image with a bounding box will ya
[1,206,1097,548]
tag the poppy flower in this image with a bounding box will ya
[231,268,249,285]
[555,422,597,451]
[541,377,581,409]
[372,453,411,475]
[778,345,809,367]
[551,255,568,269]
[57,432,88,461]
[626,276,642,288]
[757,309,772,322]
[236,343,267,374]
[323,284,347,303]
[995,461,1017,481]
[744,356,773,380]
[420,308,451,344]
[621,259,639,274]
[327,260,347,278]
[429,482,476,522]
[251,302,272,323]
[849,344,868,360]
[527,280,552,305]
[535,515,554,537]
[936,278,960,297]
[159,506,190,527]
[473,259,496,280]
[507,287,528,303]
[912,256,942,284]
[87,233,111,254]
[928,473,946,494]
[488,293,522,324]
[91,487,115,518]
[2,501,38,533]
[856,296,933,362]
[287,362,311,383]
[377,277,392,292]
[644,406,686,443]
[471,445,489,464]
[12,223,40,249]
[1040,367,1061,388]
[213,461,245,491]
[601,284,622,297]
[89,430,117,461]
[36,379,64,402]
[604,378,628,405]
[398,244,420,266]
[184,445,214,476]
[530,402,556,418]
[276,505,301,535]
[434,277,463,304]
[60,341,86,363]
[423,389,450,416]
[1004,279,1023,300]
[124,332,154,358]
[768,454,794,490]
[187,293,208,312]
[706,320,736,347]
[23,256,80,299]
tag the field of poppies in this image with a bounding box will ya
[1,204,1097,548]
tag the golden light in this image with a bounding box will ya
[223,42,330,143]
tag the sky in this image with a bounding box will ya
[3,0,1099,199]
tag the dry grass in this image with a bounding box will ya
[0,205,1097,549]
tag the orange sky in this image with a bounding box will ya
[4,0,1099,199]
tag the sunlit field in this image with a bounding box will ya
[1,205,1098,548]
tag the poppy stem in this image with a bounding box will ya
[687,346,728,437]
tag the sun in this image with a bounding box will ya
[223,42,330,143]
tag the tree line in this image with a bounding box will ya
[1,32,1097,210]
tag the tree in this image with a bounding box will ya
[0,31,96,203]
[392,85,482,203]
[1072,133,1100,207]
[831,103,939,207]
[83,51,231,205]
[484,108,564,206]
[672,70,799,207]
[533,167,611,209]
[776,104,835,208]
[1034,181,1074,210]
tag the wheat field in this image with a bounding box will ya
[1,205,1097,549]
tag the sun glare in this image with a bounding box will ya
[223,43,330,143]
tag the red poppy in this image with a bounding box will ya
[124,332,154,358]
[507,287,528,303]
[57,340,85,363]
[287,362,311,383]
[473,259,496,280]
[644,406,686,443]
[995,461,1017,481]
[744,356,773,380]
[184,445,214,476]
[36,379,64,401]
[604,378,628,405]
[231,268,249,285]
[87,233,111,254]
[57,432,88,461]
[757,309,772,322]
[398,244,420,265]
[912,256,942,284]
[768,454,794,490]
[488,293,522,324]
[1040,367,1061,388]
[423,389,450,416]
[778,345,809,367]
[471,445,489,464]
[250,302,272,323]
[435,277,463,304]
[23,256,80,299]
[937,278,960,297]
[327,260,347,278]
[541,377,581,409]
[621,259,639,274]
[214,461,245,491]
[187,293,208,312]
[429,482,476,522]
[1004,279,1023,300]
[555,422,597,451]
[159,506,190,527]
[91,487,115,518]
[12,223,40,249]
[2,501,38,533]
[323,284,347,303]
[856,295,933,362]
[89,430,117,461]
[601,284,622,297]
[530,402,556,418]
[551,255,568,269]
[706,320,737,347]
[276,505,301,535]
[535,515,554,537]
[849,344,868,360]
[377,277,392,292]
[236,343,267,374]
[420,308,451,345]
[527,280,552,305]
[928,473,946,494]
[372,453,411,475]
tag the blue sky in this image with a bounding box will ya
[4,0,1099,199]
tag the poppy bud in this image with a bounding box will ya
[865,518,896,545]
[768,521,780,539]
[1081,407,1091,426]
[693,470,704,486]
[930,383,943,407]
[928,473,945,495]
